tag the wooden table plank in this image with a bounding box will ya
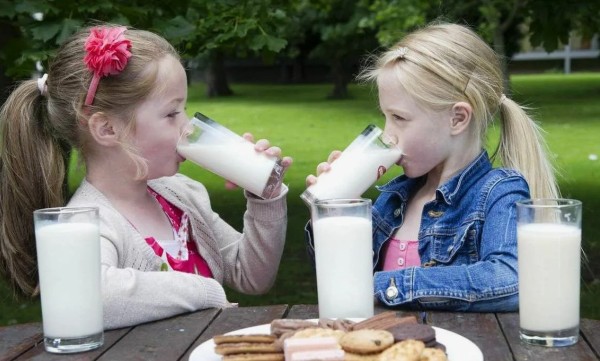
[426,311,512,361]
[179,304,288,361]
[286,304,422,321]
[581,318,600,357]
[14,328,131,361]
[0,323,43,361]
[497,312,598,360]
[96,308,218,361]
[286,304,318,319]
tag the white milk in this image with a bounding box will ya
[177,141,277,197]
[36,222,103,338]
[518,223,581,331]
[313,216,374,318]
[305,147,402,201]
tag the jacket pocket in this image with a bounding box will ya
[427,222,478,264]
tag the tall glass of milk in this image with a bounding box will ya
[177,112,284,199]
[33,207,103,353]
[516,199,582,347]
[300,124,402,205]
[311,198,374,318]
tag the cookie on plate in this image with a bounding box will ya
[420,347,448,361]
[214,334,277,344]
[214,342,282,356]
[291,327,346,342]
[387,323,436,344]
[378,339,425,361]
[222,353,285,361]
[339,329,395,354]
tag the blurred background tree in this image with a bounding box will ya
[0,0,598,100]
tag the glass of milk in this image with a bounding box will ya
[177,112,284,199]
[516,199,582,347]
[311,198,374,319]
[300,124,402,205]
[33,207,104,353]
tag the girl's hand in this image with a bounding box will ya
[305,150,342,187]
[224,133,293,197]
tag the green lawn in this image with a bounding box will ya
[2,73,599,325]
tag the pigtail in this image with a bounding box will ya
[496,98,560,199]
[0,80,67,297]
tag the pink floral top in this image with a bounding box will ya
[144,188,213,277]
[382,238,421,271]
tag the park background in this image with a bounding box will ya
[0,0,599,325]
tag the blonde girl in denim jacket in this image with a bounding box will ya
[306,22,559,311]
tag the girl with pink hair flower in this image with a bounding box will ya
[0,24,292,329]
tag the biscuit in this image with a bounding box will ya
[351,311,398,330]
[378,339,425,361]
[420,347,448,361]
[214,334,277,344]
[343,351,382,360]
[222,353,285,361]
[291,327,346,342]
[387,323,436,344]
[339,329,395,354]
[270,319,318,337]
[214,342,282,355]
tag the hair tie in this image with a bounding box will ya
[499,93,507,104]
[83,26,132,106]
[37,73,48,97]
[391,47,409,60]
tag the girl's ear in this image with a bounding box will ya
[87,112,121,147]
[449,102,473,135]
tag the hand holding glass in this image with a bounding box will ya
[301,124,402,204]
[517,199,582,347]
[177,112,284,199]
[34,207,104,353]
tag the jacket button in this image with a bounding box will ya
[385,278,398,300]
[427,210,444,217]
[386,285,398,300]
[394,208,402,217]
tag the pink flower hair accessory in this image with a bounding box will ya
[84,26,132,106]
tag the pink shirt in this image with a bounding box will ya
[382,238,420,271]
[144,188,213,278]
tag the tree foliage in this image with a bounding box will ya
[0,0,598,99]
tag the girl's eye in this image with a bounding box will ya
[167,111,181,118]
[392,114,404,121]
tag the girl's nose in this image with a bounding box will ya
[381,131,399,147]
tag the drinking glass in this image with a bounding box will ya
[177,112,284,199]
[516,198,582,347]
[34,207,104,353]
[311,198,374,318]
[300,124,402,205]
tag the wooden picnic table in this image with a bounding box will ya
[1,304,599,360]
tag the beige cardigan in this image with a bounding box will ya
[67,174,288,329]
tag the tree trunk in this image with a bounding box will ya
[493,29,511,95]
[328,58,350,99]
[205,51,233,97]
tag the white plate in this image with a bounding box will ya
[189,319,483,361]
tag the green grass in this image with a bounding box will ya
[2,73,599,325]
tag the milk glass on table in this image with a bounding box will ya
[177,112,284,199]
[311,199,374,319]
[516,199,582,347]
[300,124,402,205]
[34,207,103,353]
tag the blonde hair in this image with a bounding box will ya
[358,22,559,200]
[0,24,180,297]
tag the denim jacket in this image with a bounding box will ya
[305,151,529,312]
